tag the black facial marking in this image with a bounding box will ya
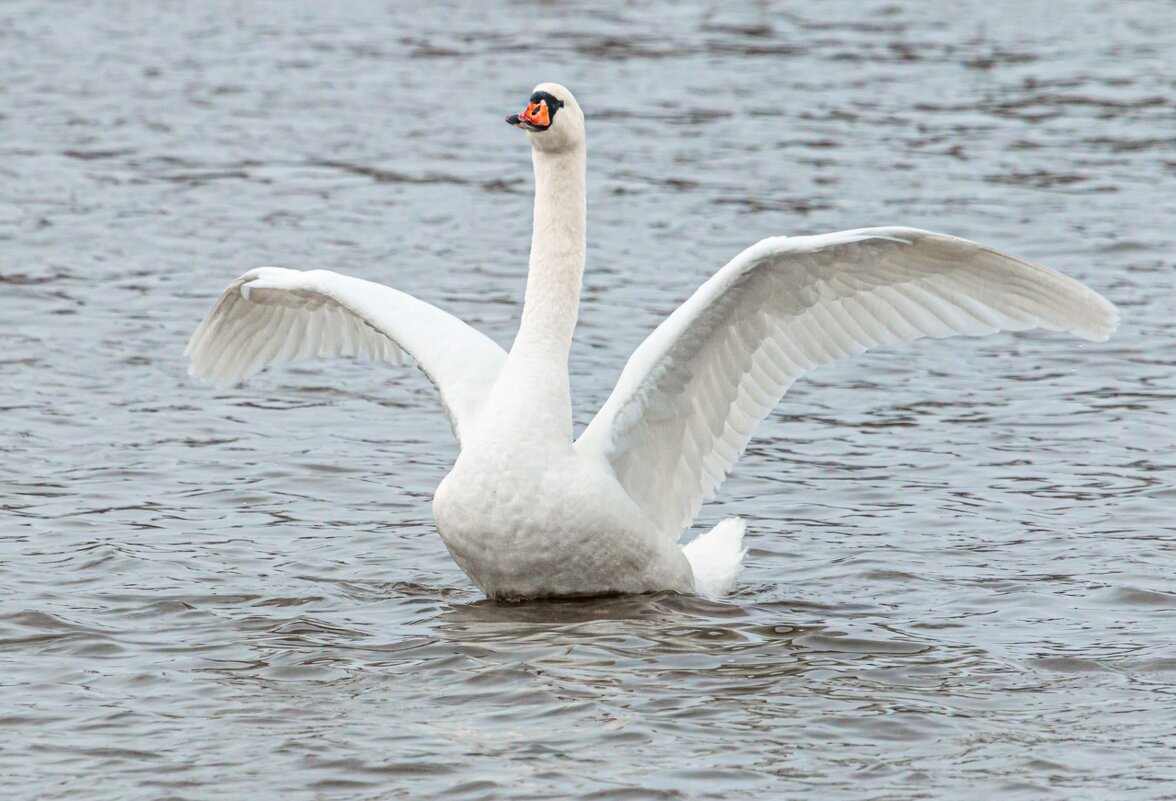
[529,91,564,109]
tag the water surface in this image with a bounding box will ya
[2,1,1174,798]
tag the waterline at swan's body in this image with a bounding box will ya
[434,447,697,600]
[186,82,1117,600]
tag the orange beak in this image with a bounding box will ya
[519,100,550,128]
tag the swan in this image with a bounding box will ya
[186,82,1118,600]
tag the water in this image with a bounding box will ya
[2,1,1174,798]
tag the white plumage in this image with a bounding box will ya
[187,83,1117,600]
[186,267,506,443]
[575,228,1117,540]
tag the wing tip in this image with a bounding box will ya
[186,355,242,390]
[1077,292,1119,343]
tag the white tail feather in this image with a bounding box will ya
[682,518,748,598]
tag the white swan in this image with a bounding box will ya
[186,83,1118,600]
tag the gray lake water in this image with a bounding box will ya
[2,1,1174,799]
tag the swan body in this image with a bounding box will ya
[187,83,1118,600]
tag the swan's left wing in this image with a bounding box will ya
[575,228,1117,538]
[185,267,507,444]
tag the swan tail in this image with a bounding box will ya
[682,518,748,599]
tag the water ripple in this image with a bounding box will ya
[1,0,1174,799]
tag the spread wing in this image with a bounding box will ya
[185,267,507,444]
[575,227,1118,538]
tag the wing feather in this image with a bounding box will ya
[576,227,1118,538]
[186,267,507,443]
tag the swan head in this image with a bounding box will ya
[505,83,584,153]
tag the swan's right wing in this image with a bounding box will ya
[576,228,1118,539]
[185,267,507,444]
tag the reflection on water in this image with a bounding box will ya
[2,0,1174,798]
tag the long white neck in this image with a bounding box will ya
[514,143,586,361]
[485,142,586,447]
